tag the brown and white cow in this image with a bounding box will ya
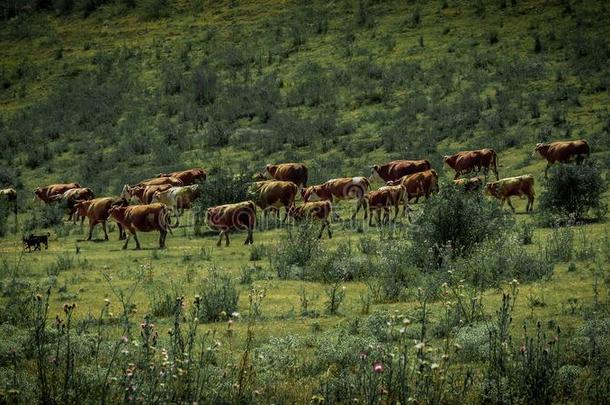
[301,177,370,220]
[453,177,483,191]
[288,200,333,239]
[442,149,499,180]
[75,197,127,241]
[158,168,207,185]
[255,163,308,188]
[151,185,202,225]
[52,187,95,223]
[367,185,408,226]
[206,201,256,246]
[485,175,535,213]
[1,188,17,214]
[121,184,173,204]
[137,176,184,187]
[370,159,431,183]
[247,180,298,223]
[109,203,172,250]
[533,140,590,177]
[33,183,81,203]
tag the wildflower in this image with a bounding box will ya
[104,299,110,306]
[403,318,411,325]
[519,344,526,354]
[231,311,240,318]
[358,352,367,360]
[35,294,42,301]
[121,336,129,343]
[414,342,425,350]
[430,363,439,370]
[373,363,384,373]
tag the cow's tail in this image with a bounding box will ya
[424,159,432,170]
[163,206,176,233]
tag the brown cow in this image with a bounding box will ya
[453,177,483,191]
[485,175,535,213]
[533,140,590,177]
[255,163,308,187]
[121,184,172,204]
[75,197,127,241]
[367,185,408,226]
[443,149,499,180]
[158,168,207,185]
[288,200,333,239]
[387,169,439,202]
[51,187,95,223]
[301,177,370,220]
[370,160,431,183]
[33,183,81,203]
[206,201,256,246]
[248,180,298,223]
[109,203,172,249]
[137,177,184,187]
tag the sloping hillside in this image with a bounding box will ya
[1,0,609,193]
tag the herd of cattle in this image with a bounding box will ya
[0,139,591,249]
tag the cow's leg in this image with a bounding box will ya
[118,224,126,241]
[216,231,224,247]
[527,194,534,213]
[544,163,551,178]
[362,197,368,220]
[352,199,361,220]
[318,222,325,239]
[326,220,332,238]
[225,231,230,246]
[122,235,130,250]
[506,197,516,213]
[132,232,142,250]
[87,219,95,241]
[392,204,399,222]
[102,221,109,241]
[368,208,373,227]
[159,230,167,248]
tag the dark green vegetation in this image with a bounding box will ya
[1,0,609,403]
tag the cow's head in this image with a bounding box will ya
[441,155,453,167]
[369,165,382,182]
[533,143,547,158]
[252,172,269,181]
[264,164,277,177]
[301,186,320,202]
[33,187,42,202]
[385,179,401,186]
[484,182,499,197]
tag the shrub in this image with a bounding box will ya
[539,164,607,223]
[24,203,64,231]
[197,268,239,322]
[142,0,170,20]
[271,222,321,280]
[408,185,513,268]
[544,225,574,263]
[192,62,217,106]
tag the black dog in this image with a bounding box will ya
[22,233,50,252]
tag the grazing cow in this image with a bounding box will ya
[533,140,590,177]
[206,201,256,246]
[443,149,499,180]
[138,176,184,187]
[255,163,308,188]
[1,188,17,214]
[151,185,202,225]
[301,177,370,220]
[453,177,483,191]
[387,169,439,202]
[33,183,81,203]
[367,185,408,226]
[370,160,431,183]
[109,203,173,250]
[288,200,333,239]
[485,175,535,213]
[74,197,127,241]
[121,184,172,204]
[51,187,95,223]
[158,168,207,185]
[247,180,298,223]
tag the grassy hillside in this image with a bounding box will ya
[0,0,609,403]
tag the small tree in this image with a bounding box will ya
[408,184,513,269]
[539,163,607,223]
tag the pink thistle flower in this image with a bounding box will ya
[121,336,129,343]
[373,363,384,373]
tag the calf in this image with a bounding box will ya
[367,185,408,226]
[453,177,483,191]
[255,163,308,188]
[485,175,535,213]
[387,169,439,209]
[370,159,431,183]
[533,139,589,177]
[75,197,127,241]
[158,168,207,185]
[288,200,333,239]
[33,183,81,203]
[301,177,370,220]
[152,185,201,225]
[52,187,95,223]
[247,180,298,223]
[206,201,256,246]
[109,203,173,250]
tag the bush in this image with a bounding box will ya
[539,164,607,223]
[24,203,64,231]
[408,185,513,268]
[197,268,239,322]
[271,222,321,280]
[142,0,170,20]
